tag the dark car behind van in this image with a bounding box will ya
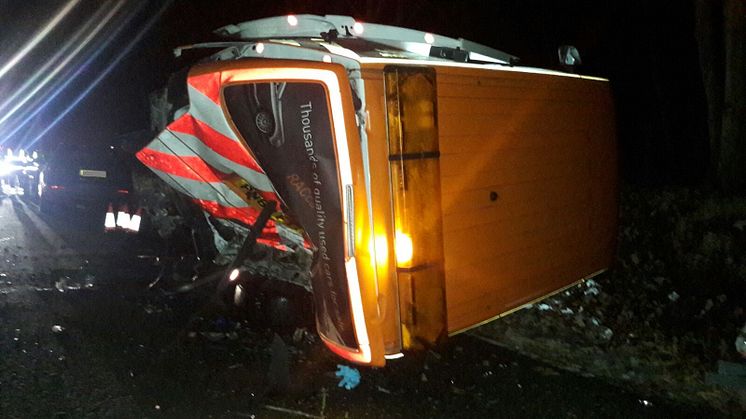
[37,148,133,214]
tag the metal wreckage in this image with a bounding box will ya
[136,15,618,366]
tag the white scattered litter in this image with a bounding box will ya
[51,325,64,333]
[667,291,679,302]
[736,323,746,358]
[584,286,600,296]
[699,298,715,316]
[601,328,614,340]
[537,303,552,311]
[54,277,68,292]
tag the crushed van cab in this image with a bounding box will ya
[137,15,617,366]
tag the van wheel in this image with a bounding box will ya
[243,279,311,331]
[262,282,314,332]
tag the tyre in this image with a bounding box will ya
[228,275,312,333]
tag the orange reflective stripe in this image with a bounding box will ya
[137,148,229,183]
[187,72,222,105]
[169,115,267,176]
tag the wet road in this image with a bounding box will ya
[0,190,718,418]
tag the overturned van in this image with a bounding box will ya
[137,15,618,366]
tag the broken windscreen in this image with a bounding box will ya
[223,81,357,349]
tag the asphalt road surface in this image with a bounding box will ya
[0,189,718,418]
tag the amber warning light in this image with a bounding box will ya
[395,231,413,267]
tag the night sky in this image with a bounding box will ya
[0,0,708,185]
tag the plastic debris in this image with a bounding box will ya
[537,303,552,311]
[335,365,360,390]
[736,323,746,359]
[320,387,327,417]
[54,277,69,292]
[51,325,64,333]
[53,270,95,292]
[704,299,714,310]
[82,273,95,288]
[699,299,714,316]
[584,286,600,297]
[601,327,614,340]
[667,291,679,302]
[264,405,322,419]
[451,386,466,395]
[292,327,307,343]
[143,304,160,314]
[560,307,574,315]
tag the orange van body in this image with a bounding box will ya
[138,16,617,366]
[359,62,617,357]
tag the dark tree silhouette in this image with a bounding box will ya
[695,0,746,192]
